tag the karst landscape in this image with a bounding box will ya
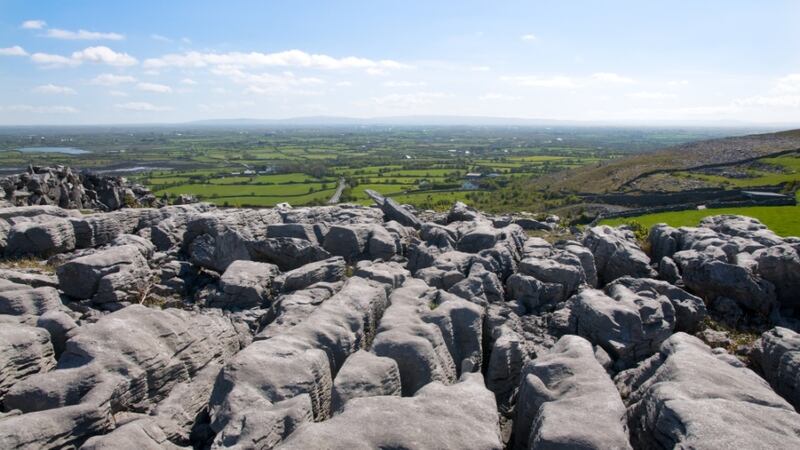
[2,1,800,449]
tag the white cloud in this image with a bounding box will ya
[108,90,129,97]
[181,37,192,44]
[591,72,635,84]
[212,66,325,95]
[90,73,137,85]
[44,28,125,41]
[71,46,137,66]
[115,101,171,111]
[180,78,198,85]
[667,79,689,86]
[21,20,46,30]
[336,81,353,87]
[521,33,538,42]
[370,92,446,107]
[1,104,77,114]
[627,91,676,100]
[137,82,172,93]
[775,73,800,93]
[30,52,80,67]
[734,95,800,108]
[143,49,410,74]
[33,84,77,95]
[501,75,581,88]
[480,93,521,101]
[383,80,427,87]
[470,66,491,72]
[0,46,28,56]
[151,34,172,43]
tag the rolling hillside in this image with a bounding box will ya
[534,129,800,194]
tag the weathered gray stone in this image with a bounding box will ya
[277,257,346,293]
[617,333,800,449]
[0,322,56,402]
[583,225,655,285]
[0,282,62,319]
[213,260,280,309]
[606,276,706,333]
[36,310,78,358]
[754,327,800,411]
[279,373,503,450]
[514,335,630,450]
[331,350,401,413]
[56,245,151,304]
[252,237,331,271]
[5,218,76,257]
[755,244,800,309]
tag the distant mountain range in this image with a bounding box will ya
[185,115,798,129]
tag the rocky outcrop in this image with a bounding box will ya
[754,327,800,411]
[279,373,503,450]
[56,244,151,305]
[0,165,156,210]
[514,335,630,450]
[617,333,800,449]
[0,197,798,449]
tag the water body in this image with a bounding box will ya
[14,147,90,155]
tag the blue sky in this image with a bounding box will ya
[1,0,799,125]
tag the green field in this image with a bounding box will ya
[601,192,800,237]
[675,154,800,188]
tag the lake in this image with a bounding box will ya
[14,147,90,155]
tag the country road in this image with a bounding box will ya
[327,177,347,204]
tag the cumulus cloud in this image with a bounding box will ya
[108,90,129,97]
[667,79,689,86]
[71,46,137,66]
[33,84,77,95]
[627,91,676,100]
[521,33,538,42]
[30,52,80,67]
[90,73,137,85]
[1,104,77,114]
[137,82,172,93]
[0,46,28,56]
[211,66,325,95]
[44,28,125,41]
[591,72,635,84]
[21,20,46,30]
[31,47,137,68]
[370,92,446,107]
[501,75,581,88]
[180,78,198,85]
[383,80,427,87]
[775,73,800,93]
[143,49,409,73]
[114,101,171,111]
[480,93,521,101]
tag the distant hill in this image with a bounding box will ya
[534,129,800,194]
[185,115,798,128]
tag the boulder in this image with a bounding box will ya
[56,245,151,304]
[563,287,675,369]
[0,322,56,402]
[755,244,800,309]
[252,237,331,271]
[267,223,323,244]
[514,335,630,450]
[0,282,63,319]
[617,333,800,449]
[36,310,78,358]
[754,327,800,411]
[5,218,76,257]
[277,257,346,293]
[323,225,370,261]
[279,373,503,450]
[605,276,706,333]
[212,260,280,309]
[331,350,401,412]
[582,225,655,285]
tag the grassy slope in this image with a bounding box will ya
[534,129,800,194]
[601,192,800,237]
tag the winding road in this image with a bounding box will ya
[327,177,347,204]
